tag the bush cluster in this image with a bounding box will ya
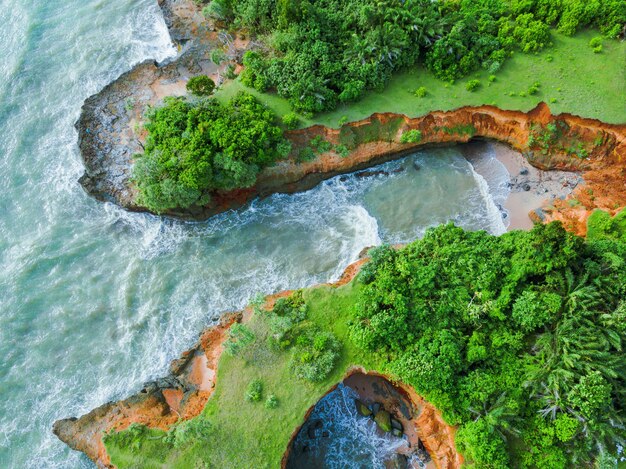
[209,0,624,113]
[351,221,626,467]
[132,92,287,213]
[264,291,341,382]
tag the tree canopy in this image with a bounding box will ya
[132,92,289,213]
[204,0,625,113]
[351,220,626,467]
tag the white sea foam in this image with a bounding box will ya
[290,384,408,468]
[466,159,508,235]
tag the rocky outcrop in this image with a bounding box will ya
[52,311,240,468]
[76,0,252,208]
[74,1,625,232]
[52,254,370,468]
[283,369,463,469]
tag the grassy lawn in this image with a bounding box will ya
[215,30,626,128]
[107,279,387,468]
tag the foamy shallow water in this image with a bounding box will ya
[0,2,510,468]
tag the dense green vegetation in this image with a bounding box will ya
[353,220,626,467]
[204,0,624,113]
[104,213,626,468]
[215,29,626,127]
[185,75,216,96]
[132,91,289,213]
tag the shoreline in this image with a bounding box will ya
[491,141,580,231]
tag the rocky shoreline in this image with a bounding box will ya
[53,256,466,469]
[75,3,626,236]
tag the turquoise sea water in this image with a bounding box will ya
[0,2,510,467]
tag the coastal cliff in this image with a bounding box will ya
[74,4,625,235]
[53,258,464,469]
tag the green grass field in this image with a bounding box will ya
[107,280,387,468]
[215,30,626,128]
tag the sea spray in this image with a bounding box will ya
[466,161,508,235]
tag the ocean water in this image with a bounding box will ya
[0,1,510,468]
[287,384,410,469]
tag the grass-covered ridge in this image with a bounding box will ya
[215,29,626,127]
[104,212,626,468]
[205,0,625,115]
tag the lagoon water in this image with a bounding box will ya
[0,1,510,467]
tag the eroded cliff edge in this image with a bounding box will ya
[53,259,463,469]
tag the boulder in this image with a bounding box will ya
[355,399,372,417]
[384,453,409,469]
[374,410,392,432]
[372,402,381,414]
[392,428,403,437]
[391,418,403,432]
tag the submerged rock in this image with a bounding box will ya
[374,410,392,432]
[355,399,372,417]
[384,452,409,469]
[391,418,403,432]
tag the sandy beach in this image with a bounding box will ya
[464,141,582,231]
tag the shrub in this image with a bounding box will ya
[224,323,255,356]
[589,36,603,48]
[210,49,226,66]
[414,86,427,98]
[488,75,496,82]
[265,395,279,409]
[297,146,315,162]
[173,418,212,449]
[265,291,308,350]
[282,112,300,129]
[399,129,422,144]
[592,45,603,54]
[465,80,480,92]
[245,379,263,402]
[290,328,341,382]
[225,64,237,79]
[186,75,215,96]
[310,135,332,153]
[334,144,350,158]
[338,116,349,127]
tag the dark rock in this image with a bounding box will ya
[391,418,403,431]
[355,399,372,417]
[355,169,389,179]
[523,183,531,192]
[413,162,421,171]
[384,453,409,469]
[374,410,392,432]
[520,167,529,175]
[372,403,381,415]
[307,425,317,439]
[322,430,330,438]
[314,419,323,429]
